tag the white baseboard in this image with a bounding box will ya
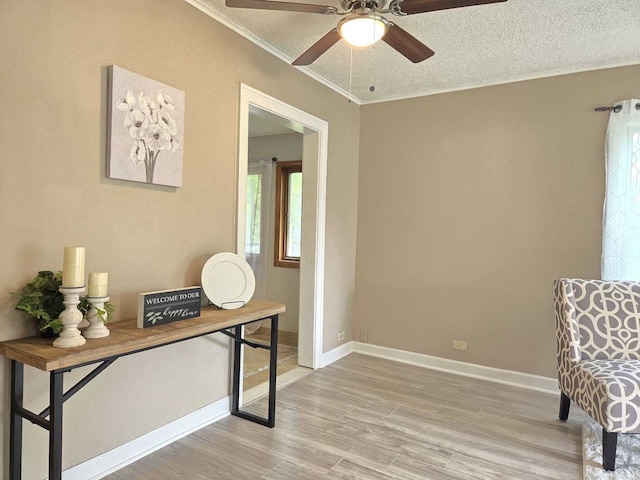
[321,341,354,367]
[62,395,231,480]
[352,342,558,394]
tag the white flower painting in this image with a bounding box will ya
[107,66,185,187]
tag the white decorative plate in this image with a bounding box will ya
[201,253,255,309]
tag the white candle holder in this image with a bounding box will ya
[53,286,87,348]
[84,296,111,339]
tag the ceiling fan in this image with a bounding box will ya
[225,0,507,65]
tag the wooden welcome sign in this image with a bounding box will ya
[137,287,201,328]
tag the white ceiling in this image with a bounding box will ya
[187,0,640,104]
[248,105,304,137]
[249,114,297,137]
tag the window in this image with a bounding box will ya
[602,101,640,279]
[275,161,302,268]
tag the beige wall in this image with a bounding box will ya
[248,133,302,333]
[355,64,640,378]
[0,0,359,477]
[2,0,637,475]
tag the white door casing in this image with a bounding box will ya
[236,84,328,370]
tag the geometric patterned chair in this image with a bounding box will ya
[554,278,640,471]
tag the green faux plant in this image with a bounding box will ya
[15,270,65,335]
[15,270,114,336]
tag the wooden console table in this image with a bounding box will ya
[0,300,285,480]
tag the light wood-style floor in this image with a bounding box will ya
[243,328,299,391]
[106,354,587,479]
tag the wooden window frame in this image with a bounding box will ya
[274,161,302,268]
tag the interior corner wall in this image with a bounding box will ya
[248,133,303,333]
[355,64,640,378]
[0,1,359,477]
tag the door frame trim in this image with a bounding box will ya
[236,84,327,371]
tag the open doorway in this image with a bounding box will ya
[243,113,303,393]
[235,85,328,405]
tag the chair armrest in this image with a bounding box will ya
[554,278,582,364]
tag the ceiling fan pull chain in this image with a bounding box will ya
[370,44,376,93]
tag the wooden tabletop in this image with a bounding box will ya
[0,301,285,372]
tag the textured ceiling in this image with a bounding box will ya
[187,0,640,103]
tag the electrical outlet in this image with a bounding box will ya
[452,340,468,352]
[360,328,368,343]
[338,331,345,341]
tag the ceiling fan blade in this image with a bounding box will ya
[225,0,337,14]
[292,29,341,66]
[382,23,435,63]
[398,0,506,16]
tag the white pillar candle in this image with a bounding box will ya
[62,247,85,287]
[88,272,108,297]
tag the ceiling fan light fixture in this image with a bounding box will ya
[338,15,389,47]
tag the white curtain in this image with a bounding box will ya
[245,158,273,301]
[602,99,640,280]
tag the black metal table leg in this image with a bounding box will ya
[10,360,24,480]
[267,315,278,427]
[231,325,242,416]
[229,315,279,427]
[49,371,64,480]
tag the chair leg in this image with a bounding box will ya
[602,429,618,471]
[559,392,570,421]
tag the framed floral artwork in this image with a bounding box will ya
[107,66,185,187]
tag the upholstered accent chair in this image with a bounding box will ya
[554,278,640,471]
